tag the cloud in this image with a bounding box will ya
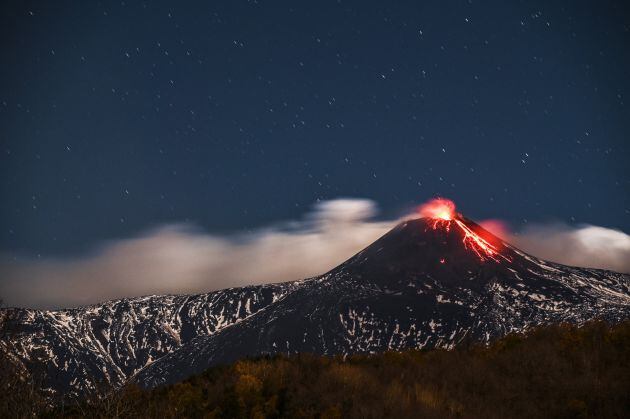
[485,222,630,274]
[467,217,630,274]
[1,199,628,309]
[0,199,394,309]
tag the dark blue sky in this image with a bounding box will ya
[1,0,629,257]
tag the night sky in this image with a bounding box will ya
[1,0,629,258]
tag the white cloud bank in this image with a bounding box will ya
[497,223,630,274]
[1,198,628,309]
[0,199,392,309]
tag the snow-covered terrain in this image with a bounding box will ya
[2,284,298,398]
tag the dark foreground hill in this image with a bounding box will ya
[5,321,629,418]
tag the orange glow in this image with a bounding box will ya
[418,197,510,263]
[418,198,456,220]
[478,219,510,240]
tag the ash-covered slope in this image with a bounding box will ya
[133,216,630,388]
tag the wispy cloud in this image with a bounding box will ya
[0,199,392,309]
[1,199,628,309]
[482,222,630,274]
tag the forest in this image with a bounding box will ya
[1,320,629,418]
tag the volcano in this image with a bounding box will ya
[3,207,630,397]
[133,211,630,388]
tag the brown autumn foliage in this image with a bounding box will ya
[2,320,629,418]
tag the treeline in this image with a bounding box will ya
[3,321,630,418]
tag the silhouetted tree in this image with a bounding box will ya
[0,298,47,417]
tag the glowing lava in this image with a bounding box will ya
[418,198,508,262]
[418,198,455,220]
[453,218,501,262]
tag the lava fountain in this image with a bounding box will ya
[418,198,456,220]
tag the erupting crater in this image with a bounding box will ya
[417,198,508,262]
[418,198,455,221]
